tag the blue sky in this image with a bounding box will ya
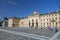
[0,0,60,19]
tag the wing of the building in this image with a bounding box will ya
[8,11,60,28]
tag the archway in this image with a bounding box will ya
[35,19,38,29]
[29,20,30,27]
[31,19,34,28]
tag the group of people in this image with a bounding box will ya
[30,26,59,32]
[48,26,59,32]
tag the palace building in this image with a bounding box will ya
[8,10,60,28]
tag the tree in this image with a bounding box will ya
[0,19,3,26]
[3,17,8,20]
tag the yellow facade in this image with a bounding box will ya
[8,11,60,28]
[8,17,20,27]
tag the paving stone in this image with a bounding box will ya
[0,27,57,37]
[0,31,39,40]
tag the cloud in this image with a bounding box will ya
[8,1,17,5]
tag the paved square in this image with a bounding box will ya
[0,27,58,37]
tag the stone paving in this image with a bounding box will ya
[0,31,39,40]
[0,27,58,37]
[57,34,60,39]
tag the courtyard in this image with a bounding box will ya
[0,27,59,37]
[0,31,39,40]
[0,27,60,40]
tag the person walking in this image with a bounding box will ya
[50,26,53,31]
[55,26,59,32]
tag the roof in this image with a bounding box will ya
[40,11,60,16]
[8,10,60,19]
[8,17,21,19]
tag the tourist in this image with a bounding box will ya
[48,26,50,29]
[35,26,38,29]
[50,26,53,31]
[41,27,43,29]
[55,26,59,32]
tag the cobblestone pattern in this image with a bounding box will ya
[0,31,39,40]
[0,27,58,37]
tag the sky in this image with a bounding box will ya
[0,0,60,19]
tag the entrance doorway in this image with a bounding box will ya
[36,22,38,27]
[31,19,34,28]
[29,20,30,27]
[35,19,38,29]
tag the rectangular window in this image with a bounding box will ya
[52,14,53,16]
[49,15,50,16]
[59,13,60,15]
[41,19,42,21]
[59,17,60,20]
[44,19,45,21]
[44,16,45,17]
[47,19,48,20]
[41,23,42,25]
[56,22,57,25]
[55,17,57,20]
[55,14,57,16]
[47,23,48,25]
[53,23,54,25]
[52,18,54,20]
[49,18,51,20]
[59,22,60,23]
